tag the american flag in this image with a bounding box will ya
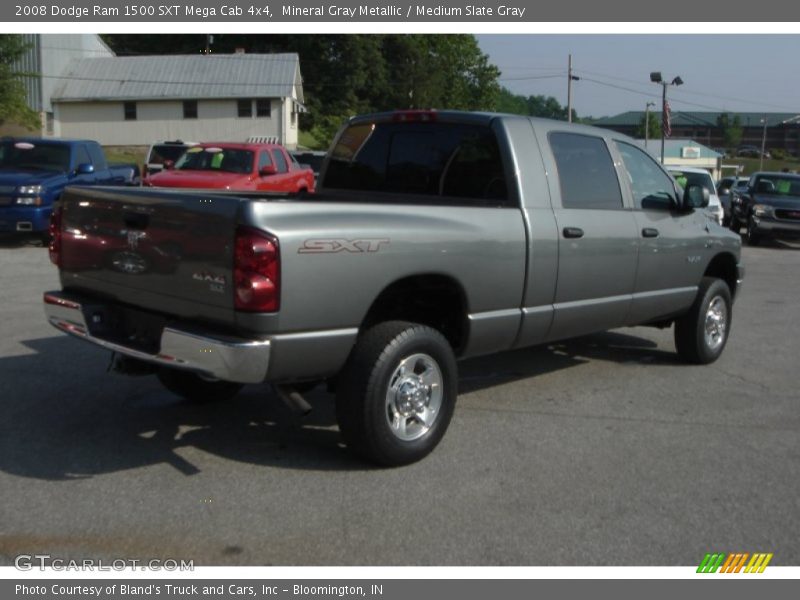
[662,100,672,137]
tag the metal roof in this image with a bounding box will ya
[594,111,800,128]
[52,53,303,102]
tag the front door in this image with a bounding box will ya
[613,140,708,324]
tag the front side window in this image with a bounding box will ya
[257,151,272,172]
[615,141,678,210]
[549,132,622,209]
[325,121,509,204]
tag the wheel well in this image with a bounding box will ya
[361,275,468,352]
[705,252,739,299]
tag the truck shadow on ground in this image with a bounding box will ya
[1,330,676,480]
[0,233,45,248]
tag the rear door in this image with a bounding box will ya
[543,131,640,340]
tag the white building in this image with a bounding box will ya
[52,51,305,149]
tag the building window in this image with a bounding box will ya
[237,99,252,118]
[124,102,137,121]
[183,100,198,119]
[256,99,271,118]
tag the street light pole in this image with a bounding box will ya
[650,72,683,165]
[760,115,768,171]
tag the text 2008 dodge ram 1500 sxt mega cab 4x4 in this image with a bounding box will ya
[43,111,744,466]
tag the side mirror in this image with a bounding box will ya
[163,159,175,170]
[683,184,709,209]
[259,164,278,177]
[76,163,95,175]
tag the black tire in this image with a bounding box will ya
[156,368,243,403]
[728,214,740,233]
[336,321,457,467]
[674,277,732,365]
[745,217,761,246]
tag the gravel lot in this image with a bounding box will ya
[1,235,798,566]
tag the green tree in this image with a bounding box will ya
[717,113,743,150]
[495,87,574,121]
[0,35,39,130]
[636,111,661,140]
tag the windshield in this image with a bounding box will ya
[670,171,714,194]
[0,141,71,172]
[753,174,800,196]
[174,147,253,174]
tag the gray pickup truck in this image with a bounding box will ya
[43,110,743,466]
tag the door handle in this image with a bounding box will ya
[562,227,584,239]
[642,227,659,238]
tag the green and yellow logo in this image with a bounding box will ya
[697,552,773,573]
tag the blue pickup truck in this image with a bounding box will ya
[0,137,139,239]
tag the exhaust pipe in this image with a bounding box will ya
[273,384,312,416]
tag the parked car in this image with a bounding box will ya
[144,142,315,195]
[290,150,327,184]
[717,176,749,226]
[142,140,198,180]
[668,167,724,225]
[728,171,800,244]
[44,110,742,466]
[736,145,770,159]
[0,137,138,239]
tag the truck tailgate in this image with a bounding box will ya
[58,186,242,325]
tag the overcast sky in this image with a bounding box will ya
[477,35,800,119]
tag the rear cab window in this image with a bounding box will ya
[324,119,512,206]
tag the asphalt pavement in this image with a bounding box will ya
[0,235,798,566]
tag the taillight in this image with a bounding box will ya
[234,227,280,312]
[48,205,62,266]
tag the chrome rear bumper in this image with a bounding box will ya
[43,291,270,384]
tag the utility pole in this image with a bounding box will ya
[567,54,573,123]
[567,55,580,123]
[645,101,655,149]
[760,114,768,171]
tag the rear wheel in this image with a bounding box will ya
[674,277,732,364]
[336,321,457,466]
[157,368,243,403]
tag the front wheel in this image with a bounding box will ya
[745,217,761,246]
[674,277,732,364]
[157,368,243,403]
[336,321,457,466]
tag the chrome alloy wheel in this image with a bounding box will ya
[385,353,443,441]
[704,296,728,351]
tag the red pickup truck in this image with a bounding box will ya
[144,142,315,195]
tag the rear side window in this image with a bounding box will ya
[324,121,510,205]
[549,132,622,209]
